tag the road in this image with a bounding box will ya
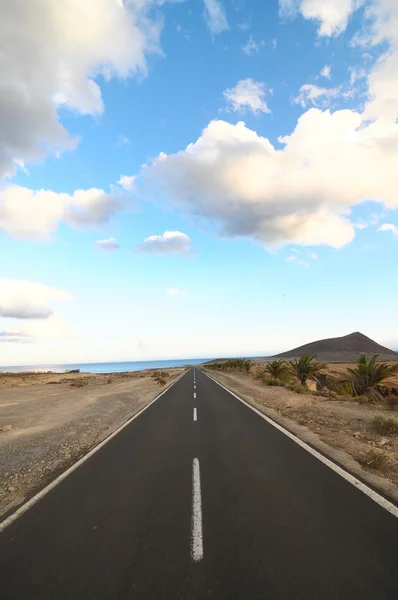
[0,368,398,599]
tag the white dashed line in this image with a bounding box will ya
[193,407,197,421]
[191,458,203,562]
[194,392,196,399]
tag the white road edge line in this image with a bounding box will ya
[204,371,398,520]
[0,371,187,535]
[193,407,197,421]
[191,458,203,562]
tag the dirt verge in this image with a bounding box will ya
[0,368,184,519]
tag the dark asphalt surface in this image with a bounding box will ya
[0,368,398,599]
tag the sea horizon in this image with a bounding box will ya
[0,358,213,374]
[0,356,266,374]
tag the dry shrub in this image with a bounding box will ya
[373,415,398,435]
[267,377,285,387]
[70,380,89,388]
[357,449,390,470]
[287,383,308,394]
[355,395,374,405]
[384,395,398,411]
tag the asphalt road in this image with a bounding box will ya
[1,369,398,599]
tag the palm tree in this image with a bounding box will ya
[265,360,289,380]
[243,360,253,373]
[347,354,398,397]
[289,355,327,386]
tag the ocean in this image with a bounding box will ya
[0,358,210,374]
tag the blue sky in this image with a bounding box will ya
[1,0,398,365]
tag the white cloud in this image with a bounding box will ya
[0,0,164,180]
[0,280,72,319]
[0,182,129,240]
[294,84,343,107]
[117,175,136,191]
[272,38,278,50]
[115,135,131,148]
[142,109,398,250]
[279,0,361,37]
[353,220,369,229]
[1,313,77,342]
[202,0,229,35]
[286,255,309,267]
[242,36,265,56]
[378,223,398,236]
[224,79,271,114]
[308,251,318,259]
[320,65,332,79]
[166,287,188,297]
[94,238,120,251]
[135,231,192,254]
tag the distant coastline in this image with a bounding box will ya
[0,358,211,375]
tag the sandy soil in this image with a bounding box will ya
[204,369,398,504]
[0,369,184,518]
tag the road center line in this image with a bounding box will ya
[191,458,203,562]
[193,407,197,421]
[194,392,196,399]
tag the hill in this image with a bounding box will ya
[272,332,397,362]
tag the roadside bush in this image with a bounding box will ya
[372,416,398,435]
[335,380,353,396]
[267,377,285,387]
[354,395,374,405]
[70,380,89,388]
[357,449,390,470]
[384,395,398,411]
[287,383,308,394]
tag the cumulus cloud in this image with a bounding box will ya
[320,65,332,79]
[117,175,136,191]
[242,36,265,56]
[378,223,398,236]
[224,79,271,115]
[279,0,360,37]
[0,0,165,180]
[202,0,229,35]
[0,182,129,240]
[94,238,120,251]
[1,314,77,342]
[135,231,192,254]
[142,110,398,249]
[0,332,34,344]
[294,84,343,107]
[0,280,72,319]
[281,1,398,126]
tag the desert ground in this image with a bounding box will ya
[0,368,184,518]
[1,360,398,520]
